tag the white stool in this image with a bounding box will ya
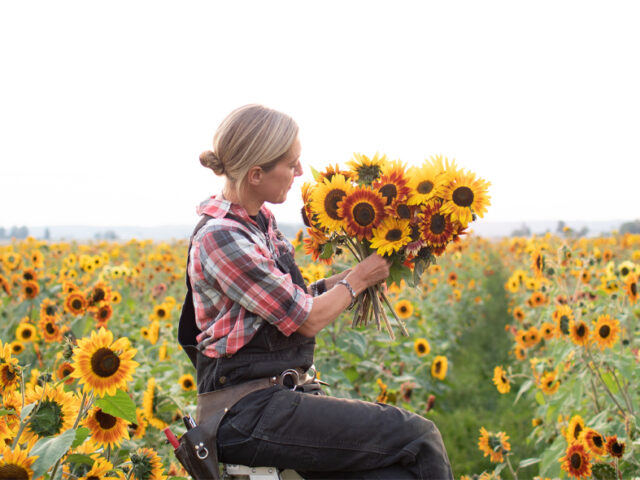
[223,464,304,480]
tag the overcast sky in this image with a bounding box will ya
[1,1,639,229]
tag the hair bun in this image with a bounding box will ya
[199,150,225,175]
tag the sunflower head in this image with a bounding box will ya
[130,447,167,480]
[338,187,387,240]
[413,338,430,357]
[370,217,412,257]
[346,152,388,185]
[310,174,353,232]
[560,442,592,478]
[431,355,448,381]
[492,366,510,394]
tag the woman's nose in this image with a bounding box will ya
[294,161,303,177]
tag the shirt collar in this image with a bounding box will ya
[196,194,274,227]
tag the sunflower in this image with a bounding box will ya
[439,169,491,227]
[147,320,160,345]
[65,291,87,316]
[605,435,625,458]
[39,298,60,320]
[0,442,38,480]
[624,273,638,304]
[531,247,546,279]
[22,280,39,300]
[540,321,555,340]
[431,355,448,380]
[16,323,37,343]
[569,320,590,347]
[316,163,355,183]
[419,201,455,250]
[22,383,78,443]
[22,268,37,282]
[10,342,24,355]
[346,152,387,186]
[151,303,170,322]
[82,456,114,480]
[539,370,561,395]
[553,305,574,336]
[579,269,592,284]
[477,427,511,463]
[87,282,111,307]
[93,303,113,327]
[413,338,430,357]
[0,274,10,295]
[2,251,22,270]
[179,373,196,391]
[559,442,592,478]
[406,158,449,206]
[54,361,75,385]
[526,326,541,348]
[142,377,168,429]
[84,406,130,448]
[370,217,411,256]
[591,314,620,350]
[372,160,411,207]
[70,327,139,397]
[130,447,167,480]
[338,187,386,240]
[581,428,606,456]
[565,415,585,444]
[128,408,148,439]
[310,174,353,232]
[493,366,510,394]
[111,291,122,304]
[30,250,44,269]
[394,300,414,319]
[38,316,63,343]
[62,281,79,295]
[512,306,525,322]
[529,291,547,307]
[0,342,20,391]
[514,345,526,361]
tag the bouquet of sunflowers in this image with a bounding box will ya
[301,153,491,339]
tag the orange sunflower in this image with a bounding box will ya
[478,427,511,463]
[65,291,87,316]
[559,442,591,478]
[581,428,606,457]
[591,314,620,350]
[569,320,590,347]
[605,435,625,458]
[84,406,130,448]
[338,187,386,240]
[372,160,411,207]
[539,370,561,395]
[419,201,455,251]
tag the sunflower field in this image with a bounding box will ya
[1,229,639,479]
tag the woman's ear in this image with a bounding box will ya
[246,166,263,186]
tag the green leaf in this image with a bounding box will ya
[20,402,36,422]
[320,243,333,260]
[30,428,77,479]
[65,453,95,466]
[518,457,541,468]
[343,367,358,383]
[514,379,533,404]
[600,371,619,394]
[94,390,137,424]
[535,391,545,406]
[591,462,617,480]
[71,427,90,448]
[310,165,321,181]
[0,407,15,416]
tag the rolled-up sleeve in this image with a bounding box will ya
[199,228,313,336]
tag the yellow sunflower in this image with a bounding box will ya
[439,169,491,227]
[565,415,585,444]
[581,427,606,457]
[38,316,63,343]
[30,250,44,269]
[10,342,24,355]
[39,298,60,320]
[413,338,430,357]
[419,201,455,250]
[179,373,196,391]
[406,158,449,206]
[372,160,411,207]
[346,152,388,185]
[539,370,561,395]
[111,291,122,304]
[569,320,590,347]
[559,442,591,479]
[370,217,412,256]
[477,427,511,463]
[84,406,130,448]
[130,447,167,480]
[129,408,148,439]
[22,383,79,443]
[142,377,168,429]
[531,247,546,279]
[591,314,620,350]
[16,323,37,343]
[2,251,22,270]
[0,341,20,391]
[553,305,574,336]
[512,306,525,323]
[394,300,414,319]
[82,456,114,480]
[338,187,387,240]
[0,442,38,480]
[431,355,448,380]
[492,366,510,394]
[70,327,139,397]
[310,174,353,232]
[624,273,638,304]
[540,321,556,340]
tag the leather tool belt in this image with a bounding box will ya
[174,367,322,480]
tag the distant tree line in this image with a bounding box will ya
[0,226,30,239]
[620,220,640,234]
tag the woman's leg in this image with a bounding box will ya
[217,386,453,480]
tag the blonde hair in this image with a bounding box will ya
[199,104,299,187]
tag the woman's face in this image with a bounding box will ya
[258,137,303,205]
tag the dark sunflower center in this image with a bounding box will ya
[400,306,408,313]
[577,324,586,337]
[536,255,543,271]
[0,465,29,480]
[92,288,105,303]
[593,435,603,447]
[501,375,507,383]
[417,180,433,195]
[352,203,376,227]
[417,343,426,353]
[599,325,611,338]
[489,436,503,450]
[91,348,121,377]
[3,366,16,383]
[546,380,553,387]
[95,409,118,429]
[632,283,637,296]
[379,184,397,205]
[46,322,56,334]
[99,308,109,319]
[385,229,403,242]
[612,441,623,455]
[325,190,347,220]
[430,214,446,235]
[23,272,34,280]
[183,379,193,388]
[573,424,583,439]
[434,361,441,373]
[21,328,32,339]
[62,367,73,377]
[570,452,582,469]
[30,400,63,437]
[452,186,474,207]
[397,204,411,219]
[72,299,83,310]
[157,308,166,318]
[88,476,100,480]
[560,316,570,335]
[25,286,34,295]
[46,305,56,315]
[621,267,629,276]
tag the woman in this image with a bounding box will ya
[183,104,453,479]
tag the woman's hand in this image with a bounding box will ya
[344,254,391,296]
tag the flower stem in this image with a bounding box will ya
[379,290,409,336]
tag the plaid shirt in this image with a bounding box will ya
[189,195,314,358]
